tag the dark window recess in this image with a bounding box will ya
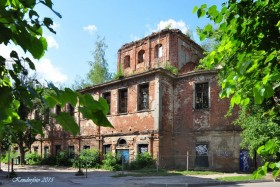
[83,145,90,150]
[138,84,149,110]
[43,108,50,124]
[195,83,209,109]
[102,92,111,115]
[118,139,127,146]
[118,89,128,113]
[34,109,40,120]
[138,144,148,154]
[124,55,130,68]
[33,146,38,153]
[68,146,75,158]
[138,50,145,63]
[104,145,111,154]
[55,145,61,155]
[195,143,209,167]
[155,44,163,58]
[55,105,61,115]
[44,146,49,158]
[66,103,75,116]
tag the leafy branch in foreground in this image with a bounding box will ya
[0,0,112,148]
[194,0,280,178]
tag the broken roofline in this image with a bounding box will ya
[118,28,204,52]
[79,68,218,93]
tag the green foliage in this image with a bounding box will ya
[40,155,56,166]
[163,61,179,75]
[55,150,73,166]
[101,153,122,171]
[128,152,156,170]
[73,149,100,168]
[1,151,19,164]
[113,63,124,80]
[0,0,112,150]
[25,152,41,165]
[195,0,280,178]
[235,105,280,157]
[87,36,112,85]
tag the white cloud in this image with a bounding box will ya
[45,36,59,49]
[83,24,97,34]
[152,19,190,34]
[35,58,68,84]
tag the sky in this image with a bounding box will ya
[0,0,226,87]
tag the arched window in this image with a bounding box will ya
[138,50,145,63]
[123,55,130,68]
[155,44,163,58]
[118,139,127,146]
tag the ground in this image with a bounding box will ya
[0,164,277,187]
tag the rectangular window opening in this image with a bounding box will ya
[195,83,209,109]
[138,83,149,111]
[138,144,148,154]
[102,92,111,115]
[118,88,128,113]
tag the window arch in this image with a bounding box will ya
[138,50,145,63]
[123,55,130,69]
[154,44,163,58]
[118,139,127,146]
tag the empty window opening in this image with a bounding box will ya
[118,88,128,113]
[138,83,149,110]
[195,83,209,109]
[138,144,148,154]
[123,55,130,69]
[68,145,75,158]
[138,50,145,63]
[102,92,111,115]
[83,145,90,150]
[118,139,127,146]
[155,44,163,58]
[55,145,61,155]
[55,105,61,115]
[34,109,40,120]
[33,146,38,153]
[104,144,111,154]
[44,146,49,158]
[66,103,75,116]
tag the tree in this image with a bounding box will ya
[71,36,111,90]
[0,0,112,155]
[194,0,280,178]
[87,36,111,85]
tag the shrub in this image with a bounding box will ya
[40,155,56,166]
[55,150,73,167]
[1,151,19,164]
[129,152,156,170]
[101,153,122,171]
[73,149,100,168]
[25,152,41,165]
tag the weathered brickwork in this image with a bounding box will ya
[32,29,242,171]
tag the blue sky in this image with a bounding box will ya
[1,0,225,86]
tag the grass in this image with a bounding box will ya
[112,169,224,178]
[217,175,263,182]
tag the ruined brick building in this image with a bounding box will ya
[32,29,243,171]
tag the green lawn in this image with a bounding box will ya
[113,169,223,177]
[216,175,263,182]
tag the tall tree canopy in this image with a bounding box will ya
[71,36,111,90]
[87,36,111,85]
[195,0,280,178]
[0,0,112,146]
